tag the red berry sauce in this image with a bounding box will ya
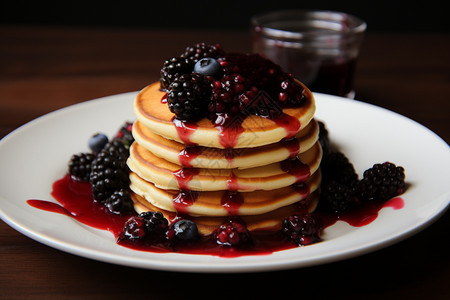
[27,174,404,258]
[272,113,301,139]
[172,190,198,214]
[27,175,132,236]
[221,190,244,215]
[178,146,202,167]
[173,167,199,190]
[172,117,198,146]
[216,119,247,149]
[280,158,311,183]
[281,138,301,158]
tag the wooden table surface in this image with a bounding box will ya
[1,26,449,299]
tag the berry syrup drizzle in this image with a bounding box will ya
[280,158,311,183]
[178,146,202,167]
[221,191,244,216]
[170,166,246,215]
[281,138,302,159]
[169,92,304,216]
[172,190,199,215]
[173,167,199,190]
[171,167,200,214]
[315,197,405,228]
[172,117,198,146]
[27,175,133,236]
[27,174,404,257]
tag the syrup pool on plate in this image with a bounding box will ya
[27,174,404,257]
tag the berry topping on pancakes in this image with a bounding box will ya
[160,43,307,123]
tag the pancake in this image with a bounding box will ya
[132,190,319,235]
[127,141,322,192]
[129,169,321,217]
[134,82,316,149]
[132,118,319,169]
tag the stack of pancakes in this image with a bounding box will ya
[127,82,322,235]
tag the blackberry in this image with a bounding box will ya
[102,138,130,162]
[181,42,225,65]
[160,57,192,90]
[320,180,356,213]
[167,73,211,121]
[357,162,406,202]
[89,139,130,202]
[214,217,251,246]
[282,214,321,246]
[105,189,134,214]
[317,121,331,156]
[68,152,95,181]
[321,151,358,186]
[139,211,169,240]
[119,211,169,243]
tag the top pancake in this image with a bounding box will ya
[134,82,316,149]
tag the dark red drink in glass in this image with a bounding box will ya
[252,10,366,98]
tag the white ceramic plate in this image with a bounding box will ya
[1,92,449,273]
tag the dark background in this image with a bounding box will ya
[1,0,448,32]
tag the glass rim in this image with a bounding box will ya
[251,9,367,39]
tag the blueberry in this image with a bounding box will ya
[88,133,109,153]
[173,219,198,241]
[193,58,223,78]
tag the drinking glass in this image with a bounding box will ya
[252,10,367,98]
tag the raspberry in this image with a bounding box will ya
[181,42,225,65]
[282,214,321,246]
[119,215,147,240]
[208,74,254,117]
[68,152,95,182]
[167,73,211,121]
[214,217,251,246]
[357,162,406,202]
[279,76,306,106]
[160,57,192,90]
[220,53,300,99]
